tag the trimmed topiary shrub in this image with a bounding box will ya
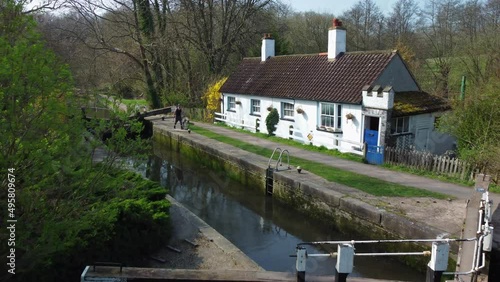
[266,108,279,136]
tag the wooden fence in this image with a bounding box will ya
[384,146,498,184]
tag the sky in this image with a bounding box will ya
[285,0,427,15]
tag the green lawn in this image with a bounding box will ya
[213,122,364,162]
[121,98,149,109]
[208,123,500,193]
[190,125,448,199]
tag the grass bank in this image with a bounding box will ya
[204,123,500,193]
[190,125,448,199]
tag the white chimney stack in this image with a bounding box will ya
[261,33,275,62]
[328,19,346,60]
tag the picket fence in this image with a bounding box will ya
[384,146,498,184]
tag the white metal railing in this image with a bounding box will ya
[291,129,364,156]
[214,112,256,131]
[293,191,494,282]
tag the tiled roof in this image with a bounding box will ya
[393,92,450,117]
[220,51,397,104]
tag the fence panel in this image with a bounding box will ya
[384,147,498,184]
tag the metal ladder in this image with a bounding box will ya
[265,148,291,195]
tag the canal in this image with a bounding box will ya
[142,145,425,281]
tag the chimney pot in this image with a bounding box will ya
[333,18,342,28]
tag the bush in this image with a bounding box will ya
[202,77,227,120]
[266,108,279,136]
[15,167,171,281]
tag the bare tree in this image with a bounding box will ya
[341,0,385,51]
[169,0,274,75]
[285,11,333,54]
[20,0,66,14]
[387,0,420,45]
[420,0,462,97]
[62,0,163,108]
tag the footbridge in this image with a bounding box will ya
[80,106,175,139]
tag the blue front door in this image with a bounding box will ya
[364,129,384,165]
[364,129,378,147]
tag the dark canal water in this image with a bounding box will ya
[140,146,425,281]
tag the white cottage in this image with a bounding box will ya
[218,19,454,156]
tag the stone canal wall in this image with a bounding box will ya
[153,124,457,269]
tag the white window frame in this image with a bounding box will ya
[227,96,236,111]
[319,102,342,130]
[281,102,294,119]
[391,116,410,134]
[251,99,261,115]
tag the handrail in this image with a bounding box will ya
[267,148,291,171]
[276,149,290,171]
[267,147,282,169]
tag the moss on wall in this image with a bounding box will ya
[153,126,457,273]
[153,128,265,191]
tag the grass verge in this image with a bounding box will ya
[190,125,448,199]
[121,98,149,109]
[208,123,500,193]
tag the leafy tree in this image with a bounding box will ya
[439,79,500,174]
[0,3,169,281]
[202,77,227,120]
[265,108,279,136]
[0,0,77,184]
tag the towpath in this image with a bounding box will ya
[188,122,498,200]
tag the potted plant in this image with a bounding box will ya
[346,113,355,120]
[296,107,304,114]
[267,105,273,111]
[235,100,242,105]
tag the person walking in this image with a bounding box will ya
[174,105,183,129]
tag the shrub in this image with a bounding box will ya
[265,108,279,136]
[202,77,227,120]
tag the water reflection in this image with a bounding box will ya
[142,147,424,281]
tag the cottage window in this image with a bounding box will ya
[281,102,294,119]
[320,103,342,129]
[391,116,410,134]
[251,99,260,115]
[227,96,236,111]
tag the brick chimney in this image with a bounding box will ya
[328,19,346,60]
[261,33,275,62]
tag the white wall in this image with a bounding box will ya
[362,89,394,110]
[221,93,364,154]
